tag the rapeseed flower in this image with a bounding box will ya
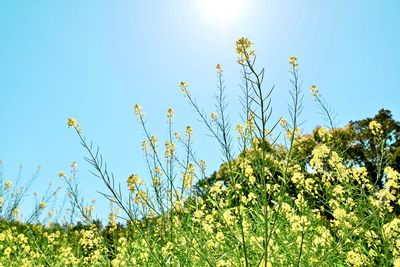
[216,63,223,73]
[167,108,174,119]
[179,81,189,95]
[199,159,206,170]
[236,37,255,63]
[185,126,193,138]
[211,112,218,122]
[134,190,148,204]
[369,120,383,136]
[133,104,144,118]
[4,180,12,189]
[127,174,142,192]
[39,201,47,209]
[310,85,320,97]
[150,135,158,147]
[71,161,77,170]
[67,117,78,128]
[288,56,298,67]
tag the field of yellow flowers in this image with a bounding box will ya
[1,38,399,266]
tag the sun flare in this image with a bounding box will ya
[199,0,245,25]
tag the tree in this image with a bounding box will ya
[347,109,400,188]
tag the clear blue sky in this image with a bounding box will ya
[1,0,399,223]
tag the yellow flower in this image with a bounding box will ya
[236,124,244,139]
[216,231,224,241]
[127,174,143,192]
[39,201,47,209]
[288,56,298,66]
[333,208,347,220]
[210,112,218,122]
[164,140,176,158]
[150,135,158,147]
[4,180,12,189]
[279,117,288,128]
[216,64,223,73]
[369,120,383,136]
[346,250,366,267]
[210,181,223,195]
[152,176,161,187]
[141,140,149,153]
[153,166,162,175]
[167,108,174,119]
[134,190,148,204]
[183,163,195,189]
[83,205,94,216]
[179,81,189,95]
[258,259,272,267]
[58,171,65,178]
[199,160,206,170]
[236,37,255,63]
[161,241,173,257]
[71,161,77,170]
[67,117,78,128]
[12,208,20,217]
[185,126,193,138]
[3,247,11,256]
[133,104,144,118]
[285,127,301,140]
[310,85,320,97]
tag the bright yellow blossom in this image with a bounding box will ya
[216,63,223,73]
[288,56,298,66]
[369,120,383,136]
[67,117,78,128]
[236,37,255,63]
[179,81,189,95]
[310,85,320,97]
[39,201,47,209]
[4,180,12,189]
[167,108,174,119]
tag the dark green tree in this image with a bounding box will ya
[347,109,400,188]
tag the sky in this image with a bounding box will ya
[1,0,399,223]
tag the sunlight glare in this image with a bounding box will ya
[200,0,246,25]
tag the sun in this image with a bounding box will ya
[199,0,246,25]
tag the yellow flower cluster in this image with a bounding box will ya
[179,81,189,96]
[164,139,176,159]
[185,126,193,139]
[134,190,148,204]
[167,107,174,120]
[369,120,383,136]
[67,117,78,128]
[133,104,144,118]
[288,56,298,67]
[127,174,143,193]
[4,181,12,189]
[310,85,320,97]
[210,112,218,122]
[182,163,194,189]
[236,37,255,63]
[216,63,223,73]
